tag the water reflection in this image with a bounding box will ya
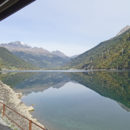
[69,71,130,110]
[0,71,129,110]
[0,71,130,130]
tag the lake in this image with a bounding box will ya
[0,71,130,130]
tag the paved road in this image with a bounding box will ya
[0,124,11,130]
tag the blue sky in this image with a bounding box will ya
[0,0,130,56]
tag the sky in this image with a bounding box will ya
[0,0,130,56]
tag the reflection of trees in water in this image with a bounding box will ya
[69,71,130,109]
[0,71,129,110]
[0,72,34,87]
[0,72,70,94]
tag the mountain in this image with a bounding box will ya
[69,26,130,69]
[0,41,51,55]
[52,50,68,59]
[0,47,34,70]
[116,25,130,36]
[71,55,79,58]
[0,42,70,69]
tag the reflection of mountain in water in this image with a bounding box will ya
[69,71,130,109]
[0,72,70,94]
[0,71,129,110]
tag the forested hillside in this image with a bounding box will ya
[70,28,130,69]
[0,47,34,70]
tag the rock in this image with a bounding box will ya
[16,93,22,99]
[27,106,34,112]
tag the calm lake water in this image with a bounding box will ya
[0,71,130,130]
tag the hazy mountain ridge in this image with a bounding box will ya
[52,50,69,59]
[69,26,130,69]
[0,41,70,69]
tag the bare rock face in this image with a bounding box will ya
[116,25,130,36]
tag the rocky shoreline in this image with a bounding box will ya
[0,81,46,130]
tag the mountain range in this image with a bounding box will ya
[0,25,130,70]
[0,41,70,69]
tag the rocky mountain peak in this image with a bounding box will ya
[0,41,50,55]
[0,42,69,57]
[116,25,130,36]
[1,41,30,48]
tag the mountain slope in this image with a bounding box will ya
[0,47,34,70]
[116,25,130,36]
[70,27,130,69]
[13,51,70,69]
[0,42,70,69]
[52,50,68,58]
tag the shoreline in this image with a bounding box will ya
[0,69,130,73]
[0,81,46,130]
